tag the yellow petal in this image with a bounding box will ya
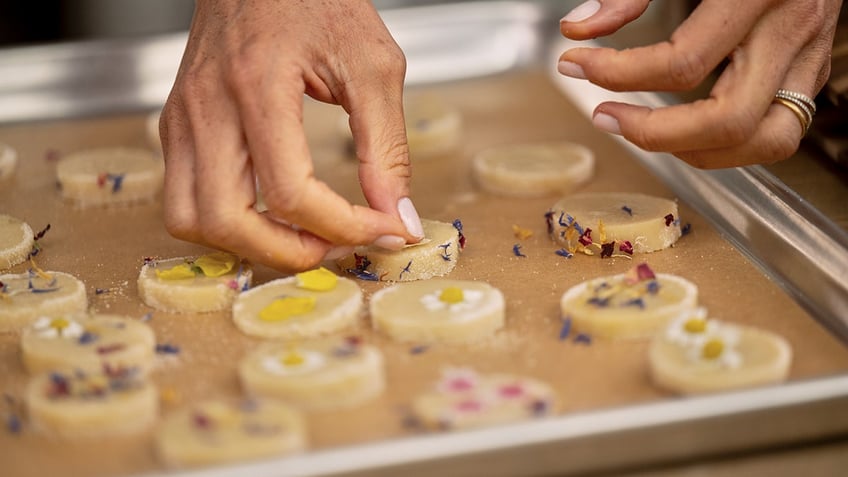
[259,296,317,322]
[511,225,533,240]
[155,263,196,280]
[439,287,464,304]
[295,267,338,291]
[194,252,237,277]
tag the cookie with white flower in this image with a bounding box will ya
[232,267,362,339]
[155,397,306,468]
[410,368,557,431]
[337,219,465,282]
[238,337,384,410]
[649,308,792,394]
[138,252,252,313]
[0,214,33,270]
[559,263,698,340]
[369,279,505,344]
[0,270,88,332]
[26,366,157,437]
[21,314,156,375]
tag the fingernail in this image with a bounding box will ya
[323,245,354,261]
[373,235,406,251]
[557,61,586,79]
[593,112,622,135]
[397,197,425,239]
[561,0,601,23]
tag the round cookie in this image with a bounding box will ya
[233,268,362,339]
[411,368,557,431]
[21,314,156,375]
[0,214,34,270]
[138,252,252,313]
[26,367,157,437]
[155,397,306,468]
[369,279,505,344]
[56,147,165,206]
[0,270,88,332]
[472,141,594,197]
[560,264,698,340]
[337,219,465,282]
[548,192,682,255]
[239,337,384,410]
[0,142,17,180]
[649,309,792,395]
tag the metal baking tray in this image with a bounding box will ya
[1,2,847,476]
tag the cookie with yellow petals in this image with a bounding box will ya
[0,270,88,332]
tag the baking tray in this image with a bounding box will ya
[1,2,848,477]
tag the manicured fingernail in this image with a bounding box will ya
[373,235,406,251]
[593,112,622,135]
[398,197,425,239]
[561,0,601,23]
[323,245,354,261]
[558,61,586,79]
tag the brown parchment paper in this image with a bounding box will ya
[1,70,847,477]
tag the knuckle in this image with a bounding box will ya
[163,209,196,242]
[262,183,306,219]
[197,212,238,246]
[369,41,407,80]
[667,48,709,90]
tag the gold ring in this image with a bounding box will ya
[773,97,811,135]
[775,89,816,114]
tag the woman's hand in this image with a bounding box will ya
[558,0,843,168]
[160,0,423,272]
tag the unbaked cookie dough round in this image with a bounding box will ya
[232,268,362,339]
[472,141,594,197]
[0,270,88,332]
[560,264,698,340]
[138,252,252,313]
[548,192,682,255]
[239,337,384,410]
[0,214,33,270]
[21,313,156,375]
[369,279,505,344]
[411,368,557,431]
[649,309,792,395]
[0,142,18,180]
[56,147,164,206]
[337,219,464,282]
[155,397,307,468]
[26,367,157,437]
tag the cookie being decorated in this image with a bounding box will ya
[649,308,792,394]
[21,314,156,375]
[559,264,698,340]
[26,367,157,437]
[239,337,384,410]
[155,398,306,468]
[337,219,465,282]
[138,252,252,313]
[410,368,557,431]
[369,279,505,344]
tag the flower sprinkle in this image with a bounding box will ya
[452,219,466,250]
[512,225,533,240]
[621,205,633,216]
[559,317,572,341]
[555,248,573,259]
[664,213,675,226]
[399,260,413,280]
[512,243,526,257]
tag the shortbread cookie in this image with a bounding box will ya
[0,214,33,270]
[472,141,594,197]
[138,252,252,313]
[26,367,157,437]
[0,270,88,332]
[560,264,698,340]
[239,338,384,410]
[548,192,682,255]
[411,368,557,431]
[0,142,17,180]
[155,398,306,468]
[370,279,505,344]
[56,147,165,206]
[338,219,465,282]
[649,309,792,395]
[21,314,156,375]
[232,268,362,339]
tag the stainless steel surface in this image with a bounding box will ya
[1,2,847,476]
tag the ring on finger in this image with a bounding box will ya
[772,89,815,136]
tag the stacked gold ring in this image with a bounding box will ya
[773,89,816,135]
